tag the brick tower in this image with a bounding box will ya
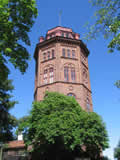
[34,26,93,111]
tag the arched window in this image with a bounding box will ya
[67,93,76,98]
[64,67,69,81]
[43,66,54,84]
[43,69,48,84]
[49,67,54,83]
[64,64,76,82]
[86,98,90,112]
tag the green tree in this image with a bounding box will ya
[86,0,120,53]
[102,156,110,160]
[86,0,120,88]
[0,0,37,142]
[114,140,120,160]
[0,77,17,142]
[0,0,37,77]
[115,80,120,88]
[20,92,109,160]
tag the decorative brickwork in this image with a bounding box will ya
[34,26,93,111]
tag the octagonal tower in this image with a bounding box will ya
[34,26,93,111]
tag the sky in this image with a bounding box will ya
[9,0,120,159]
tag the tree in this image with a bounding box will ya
[86,0,120,88]
[0,0,37,142]
[0,0,37,77]
[114,140,120,160]
[115,80,120,88]
[20,92,109,160]
[86,0,120,53]
[0,77,17,142]
[102,156,110,160]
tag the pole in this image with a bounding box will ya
[59,10,62,26]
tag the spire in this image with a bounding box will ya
[59,10,62,26]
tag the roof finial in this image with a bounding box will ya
[59,10,62,26]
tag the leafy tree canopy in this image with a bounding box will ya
[0,0,37,143]
[86,0,120,53]
[114,140,120,160]
[19,92,109,159]
[0,0,37,78]
[0,78,17,142]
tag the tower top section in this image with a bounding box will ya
[39,26,80,43]
[35,26,89,59]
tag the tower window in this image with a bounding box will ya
[49,68,54,83]
[52,49,55,58]
[43,69,48,84]
[66,33,69,38]
[64,67,69,81]
[67,49,70,58]
[71,68,75,81]
[62,48,65,57]
[86,98,90,112]
[83,69,88,85]
[67,93,75,98]
[61,32,64,37]
[43,53,46,61]
[72,50,75,58]
[48,51,50,60]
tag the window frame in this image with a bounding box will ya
[64,66,69,81]
[62,48,65,57]
[52,49,55,59]
[67,49,70,58]
[49,67,54,83]
[67,93,76,98]
[43,52,46,61]
[71,68,75,81]
[86,98,90,112]
[72,50,75,58]
[48,51,50,60]
[43,69,48,84]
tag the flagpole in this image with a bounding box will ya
[59,11,62,26]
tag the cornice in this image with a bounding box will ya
[34,81,92,98]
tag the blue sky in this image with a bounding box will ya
[9,0,120,159]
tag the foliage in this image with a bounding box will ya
[0,0,37,143]
[86,0,120,53]
[114,140,120,160]
[102,156,110,160]
[115,80,120,88]
[0,78,17,142]
[0,0,37,78]
[20,92,109,159]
